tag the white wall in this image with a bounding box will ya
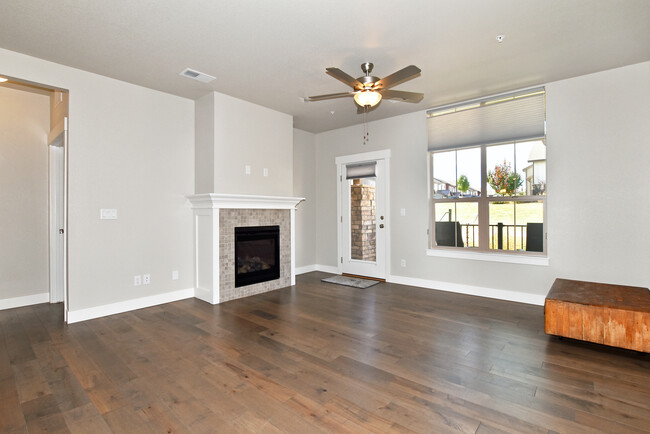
[207,92,293,196]
[195,92,215,194]
[293,128,316,268]
[0,48,195,313]
[0,85,50,301]
[311,62,650,301]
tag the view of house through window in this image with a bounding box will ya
[431,139,546,253]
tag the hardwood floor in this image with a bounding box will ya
[1,271,649,433]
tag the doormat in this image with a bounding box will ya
[321,275,380,289]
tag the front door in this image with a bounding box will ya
[340,159,386,279]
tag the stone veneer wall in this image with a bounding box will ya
[350,181,376,261]
[219,208,291,302]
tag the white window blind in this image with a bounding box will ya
[346,162,376,179]
[427,88,545,151]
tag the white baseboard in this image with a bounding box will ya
[315,264,339,274]
[67,288,195,324]
[296,264,339,275]
[0,292,50,311]
[388,274,545,306]
[295,264,317,275]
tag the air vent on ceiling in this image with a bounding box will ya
[179,68,216,83]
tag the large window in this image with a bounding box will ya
[427,88,546,256]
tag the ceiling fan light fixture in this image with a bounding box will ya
[354,90,382,107]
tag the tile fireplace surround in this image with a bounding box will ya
[187,194,304,304]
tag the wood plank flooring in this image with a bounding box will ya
[1,271,649,433]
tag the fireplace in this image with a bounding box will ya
[235,225,280,288]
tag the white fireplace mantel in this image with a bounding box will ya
[187,194,304,305]
[187,193,304,210]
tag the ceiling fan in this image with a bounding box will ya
[305,62,423,112]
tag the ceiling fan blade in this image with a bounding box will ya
[380,89,424,103]
[326,68,363,89]
[374,65,421,90]
[304,91,355,101]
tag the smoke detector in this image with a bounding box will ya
[179,68,216,83]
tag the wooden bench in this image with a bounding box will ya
[545,278,650,352]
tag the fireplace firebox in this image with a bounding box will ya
[234,226,280,287]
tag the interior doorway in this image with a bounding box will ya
[336,150,391,280]
[0,77,68,320]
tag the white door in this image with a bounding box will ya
[340,159,387,279]
[49,144,64,302]
[48,117,68,321]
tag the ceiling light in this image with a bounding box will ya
[0,77,8,83]
[354,90,382,107]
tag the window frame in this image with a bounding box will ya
[428,138,547,260]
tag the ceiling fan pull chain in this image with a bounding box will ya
[363,108,369,145]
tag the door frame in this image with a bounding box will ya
[335,149,391,278]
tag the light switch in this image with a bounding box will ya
[400,208,406,216]
[100,209,117,219]
[263,168,269,177]
[245,165,251,175]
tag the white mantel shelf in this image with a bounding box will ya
[187,193,305,210]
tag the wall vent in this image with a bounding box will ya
[179,68,216,83]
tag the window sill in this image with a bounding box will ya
[426,248,549,266]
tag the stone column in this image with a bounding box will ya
[350,180,376,261]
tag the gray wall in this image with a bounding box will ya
[212,92,293,196]
[1,47,196,312]
[0,85,50,300]
[309,61,650,299]
[293,128,316,268]
[195,91,294,196]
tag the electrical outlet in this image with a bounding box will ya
[143,274,151,285]
[400,208,406,217]
[134,275,142,286]
[245,165,251,175]
[172,270,179,281]
[400,259,406,267]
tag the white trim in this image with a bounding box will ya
[67,288,194,324]
[426,248,549,266]
[187,193,304,210]
[295,264,340,275]
[388,274,545,306]
[290,208,296,285]
[335,149,391,165]
[0,292,50,311]
[295,264,317,275]
[336,163,343,275]
[315,264,340,274]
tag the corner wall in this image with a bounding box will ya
[211,92,293,196]
[293,128,316,269]
[312,61,650,302]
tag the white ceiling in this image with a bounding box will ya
[1,0,648,133]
